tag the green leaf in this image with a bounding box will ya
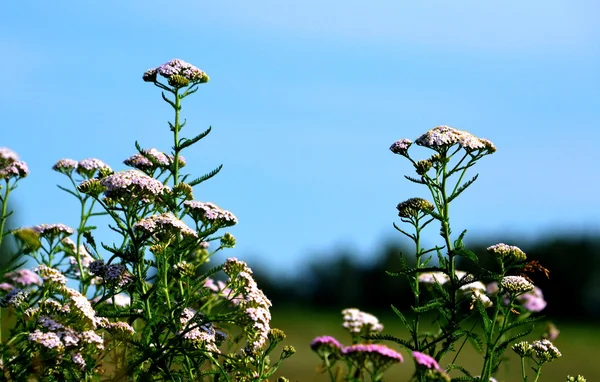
[466,332,484,354]
[179,126,212,150]
[79,226,97,233]
[494,328,534,358]
[404,175,426,184]
[56,184,79,198]
[448,174,479,202]
[412,299,444,313]
[161,91,177,109]
[476,299,492,336]
[455,247,479,264]
[504,315,543,332]
[391,304,409,328]
[454,229,468,249]
[363,333,414,351]
[188,164,223,186]
[446,364,474,378]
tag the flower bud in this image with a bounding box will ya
[220,232,236,248]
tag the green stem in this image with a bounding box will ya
[173,89,181,187]
[0,180,11,250]
[413,216,422,351]
[520,357,528,382]
[533,362,545,382]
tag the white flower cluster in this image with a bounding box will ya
[341,308,384,334]
[223,258,272,350]
[134,213,198,239]
[179,307,219,353]
[414,125,496,153]
[501,276,534,295]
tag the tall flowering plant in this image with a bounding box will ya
[0,59,293,381]
[383,126,562,381]
[312,126,584,382]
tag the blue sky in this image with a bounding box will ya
[1,0,599,274]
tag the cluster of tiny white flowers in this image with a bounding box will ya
[389,138,412,155]
[501,276,534,295]
[32,223,74,238]
[183,201,238,226]
[342,308,384,333]
[487,243,527,262]
[124,148,186,170]
[134,213,198,239]
[179,308,220,353]
[414,125,496,152]
[29,330,64,351]
[35,264,68,285]
[80,330,104,350]
[223,258,272,350]
[100,169,170,202]
[531,339,562,360]
[0,288,29,308]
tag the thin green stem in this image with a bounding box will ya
[533,362,545,382]
[520,357,528,382]
[0,180,11,250]
[412,216,422,351]
[173,89,181,187]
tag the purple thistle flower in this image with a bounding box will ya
[412,351,440,370]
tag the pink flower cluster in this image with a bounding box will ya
[0,147,29,180]
[183,200,238,227]
[123,148,186,171]
[134,213,198,240]
[341,308,384,333]
[100,169,170,202]
[178,307,219,353]
[223,258,272,350]
[143,59,208,84]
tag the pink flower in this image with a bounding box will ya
[412,351,440,370]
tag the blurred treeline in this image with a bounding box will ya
[253,234,600,320]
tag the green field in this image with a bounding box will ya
[269,308,600,381]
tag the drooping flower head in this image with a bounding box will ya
[222,258,272,350]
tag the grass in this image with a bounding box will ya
[269,307,600,381]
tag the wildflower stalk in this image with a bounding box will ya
[172,88,181,187]
[0,180,11,250]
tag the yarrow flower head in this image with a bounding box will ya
[143,59,209,87]
[310,336,342,354]
[487,243,527,263]
[501,276,534,295]
[415,125,496,154]
[0,160,29,180]
[0,147,19,166]
[342,344,403,371]
[35,265,68,286]
[389,139,412,156]
[4,269,41,287]
[412,351,440,370]
[100,170,170,203]
[52,159,78,175]
[134,213,198,240]
[516,286,547,312]
[123,148,186,172]
[397,198,435,218]
[184,200,238,227]
[32,223,74,240]
[222,258,272,350]
[0,288,29,308]
[531,339,562,361]
[178,307,220,352]
[76,158,112,178]
[341,308,383,334]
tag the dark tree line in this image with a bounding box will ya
[254,234,600,319]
